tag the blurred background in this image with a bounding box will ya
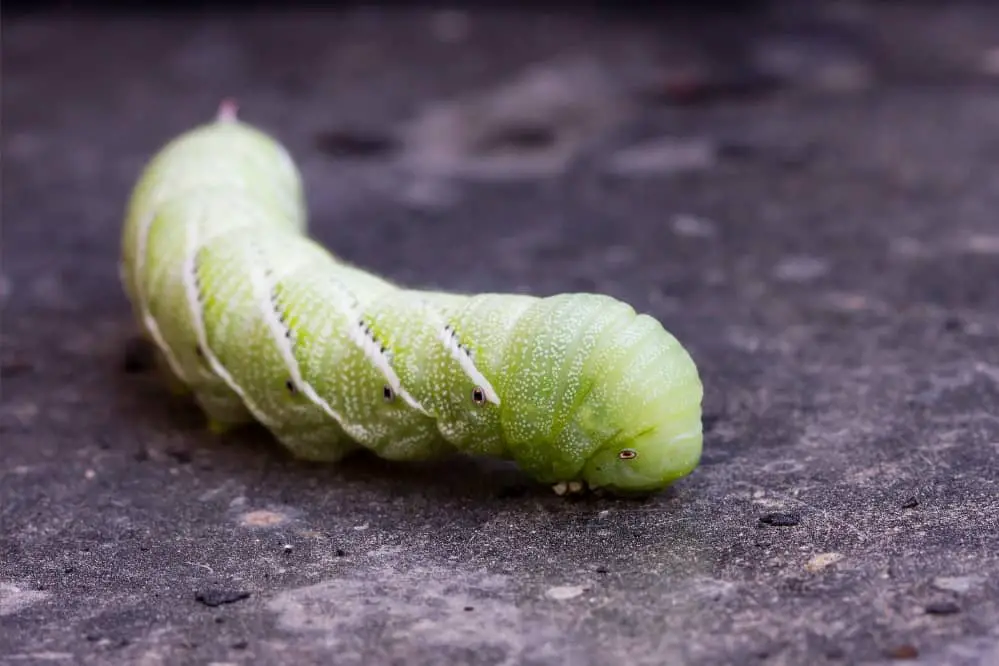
[3,3,998,665]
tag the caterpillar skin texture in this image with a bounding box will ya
[120,103,705,495]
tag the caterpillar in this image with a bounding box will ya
[120,100,705,496]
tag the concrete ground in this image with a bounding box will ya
[2,3,998,665]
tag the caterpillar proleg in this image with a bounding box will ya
[121,101,705,495]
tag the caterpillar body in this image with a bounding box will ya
[120,101,704,496]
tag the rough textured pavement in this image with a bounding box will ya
[2,4,998,665]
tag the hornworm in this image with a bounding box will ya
[120,101,705,496]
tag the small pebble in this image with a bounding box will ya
[932,575,984,594]
[671,214,718,238]
[805,552,843,573]
[606,137,716,176]
[194,589,251,607]
[886,644,919,660]
[314,129,399,159]
[772,255,830,283]
[166,448,193,464]
[942,316,963,333]
[545,585,585,601]
[0,356,33,378]
[924,601,960,615]
[963,234,999,254]
[981,46,999,76]
[759,512,801,527]
[239,510,288,528]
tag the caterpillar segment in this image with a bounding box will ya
[121,101,705,495]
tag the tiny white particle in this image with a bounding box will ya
[932,575,985,594]
[545,585,586,601]
[981,46,999,77]
[772,255,830,282]
[672,213,718,238]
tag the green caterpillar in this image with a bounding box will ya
[120,101,704,496]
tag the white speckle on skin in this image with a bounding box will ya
[182,224,277,430]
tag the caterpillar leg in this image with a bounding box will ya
[270,427,362,463]
[552,481,586,496]
[206,418,233,435]
[193,389,255,432]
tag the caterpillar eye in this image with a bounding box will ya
[471,387,487,405]
[285,379,298,395]
[618,449,638,460]
[383,385,395,402]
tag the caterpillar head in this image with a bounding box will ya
[573,316,704,495]
[580,418,703,495]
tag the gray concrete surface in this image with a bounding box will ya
[2,4,998,665]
